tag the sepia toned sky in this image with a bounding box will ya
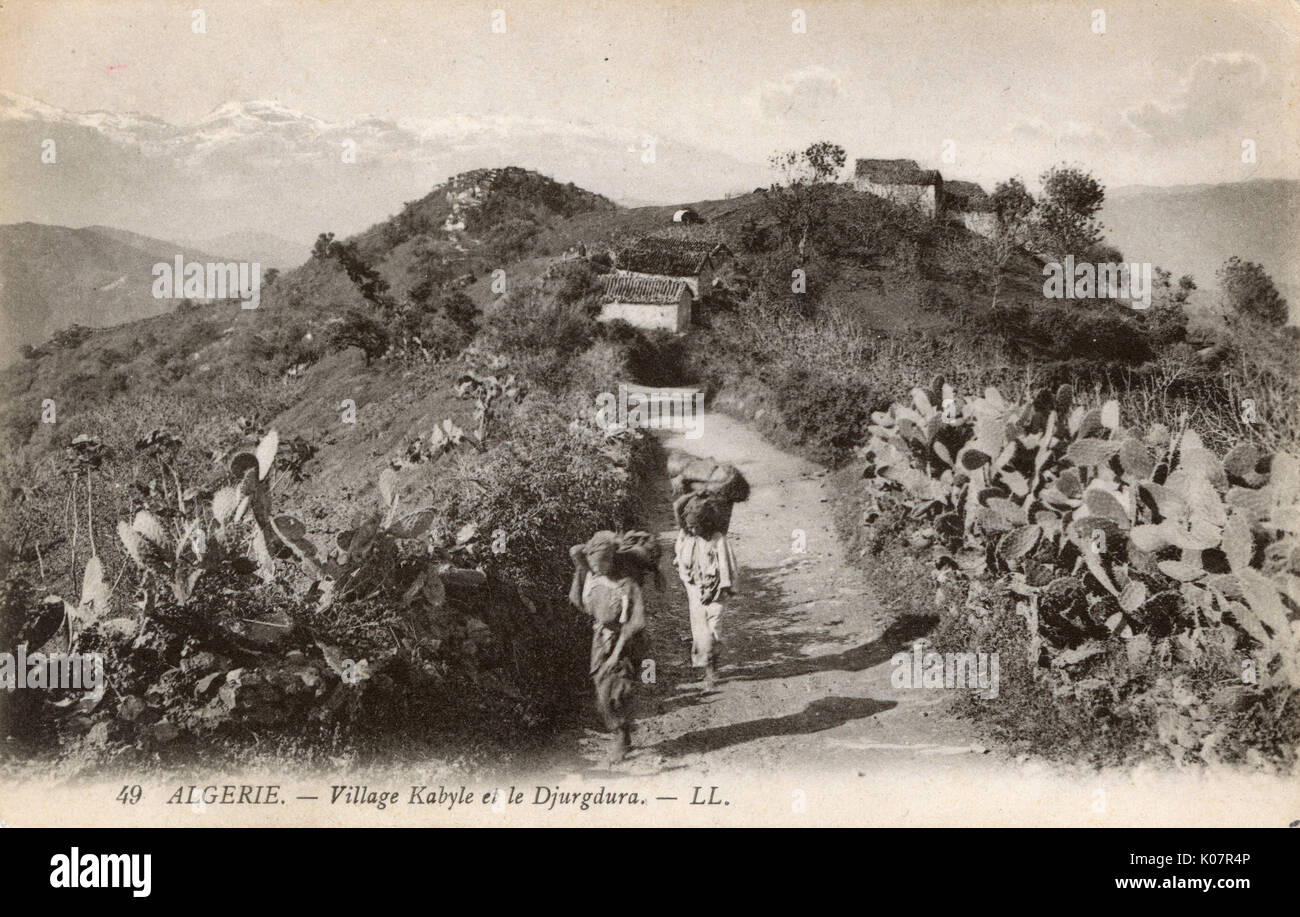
[1,0,1297,193]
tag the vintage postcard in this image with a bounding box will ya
[0,0,1297,831]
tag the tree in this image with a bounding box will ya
[991,177,1035,243]
[800,141,848,183]
[982,177,1037,310]
[407,234,454,307]
[312,231,390,306]
[311,232,335,260]
[1218,256,1288,326]
[985,232,1017,311]
[1146,267,1190,345]
[328,309,390,365]
[1034,165,1105,259]
[769,141,846,185]
[765,141,847,259]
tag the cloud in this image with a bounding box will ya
[1007,118,1111,149]
[754,66,844,122]
[994,52,1281,186]
[1121,53,1268,141]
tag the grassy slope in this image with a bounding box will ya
[0,173,1067,585]
[13,165,1288,770]
[0,224,228,365]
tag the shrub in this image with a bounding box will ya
[989,302,1154,364]
[328,309,390,365]
[482,288,598,390]
[51,324,94,350]
[545,259,602,306]
[774,367,884,465]
[1218,256,1288,326]
[413,312,473,360]
[615,327,696,387]
[8,395,653,764]
[439,291,480,336]
[853,379,1300,768]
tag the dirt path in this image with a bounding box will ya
[573,400,1005,777]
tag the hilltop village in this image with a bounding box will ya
[530,158,998,332]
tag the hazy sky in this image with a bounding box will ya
[2,0,1297,191]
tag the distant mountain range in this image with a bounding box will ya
[183,232,311,271]
[1102,178,1299,317]
[0,91,770,245]
[3,85,1294,363]
[0,223,222,365]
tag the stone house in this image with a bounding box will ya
[612,237,734,297]
[943,180,998,238]
[853,159,943,218]
[597,275,693,332]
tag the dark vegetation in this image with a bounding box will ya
[692,146,1298,769]
[0,169,643,772]
[3,156,1294,772]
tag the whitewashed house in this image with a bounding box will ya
[943,180,998,238]
[598,275,693,332]
[853,159,943,218]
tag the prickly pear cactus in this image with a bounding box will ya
[860,384,1300,686]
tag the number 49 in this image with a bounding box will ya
[116,785,142,805]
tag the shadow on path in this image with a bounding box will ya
[715,561,938,683]
[652,695,896,757]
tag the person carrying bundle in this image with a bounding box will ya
[667,453,750,535]
[568,530,661,764]
[672,490,739,691]
[667,453,746,689]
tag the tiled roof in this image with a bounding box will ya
[945,180,996,212]
[613,237,730,276]
[854,158,941,186]
[600,274,689,305]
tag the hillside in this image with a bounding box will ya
[0,168,656,768]
[1,162,1296,780]
[0,164,1060,392]
[0,167,635,541]
[0,163,1048,532]
[0,223,225,366]
[1102,179,1299,316]
[0,163,1094,617]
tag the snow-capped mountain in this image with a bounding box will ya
[0,92,770,245]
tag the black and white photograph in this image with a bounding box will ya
[0,0,1296,852]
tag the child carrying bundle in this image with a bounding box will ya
[567,530,661,764]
